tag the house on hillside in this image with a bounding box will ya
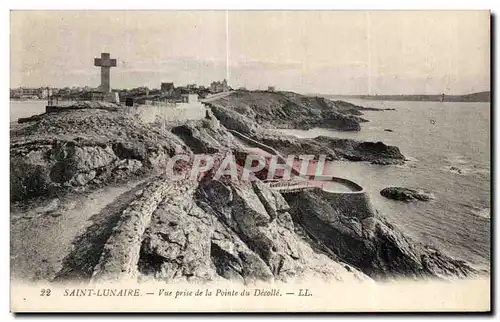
[161,82,175,97]
[210,79,229,93]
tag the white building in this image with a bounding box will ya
[181,93,199,104]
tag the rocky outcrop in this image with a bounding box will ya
[380,187,435,202]
[204,102,261,135]
[331,100,396,113]
[167,110,405,168]
[134,178,369,284]
[92,180,174,282]
[250,132,406,165]
[209,90,368,132]
[10,108,189,202]
[284,189,474,279]
[319,110,366,131]
[171,118,245,154]
[201,91,405,165]
[10,93,477,285]
[61,174,475,283]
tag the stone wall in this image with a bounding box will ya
[317,189,374,220]
[124,103,207,123]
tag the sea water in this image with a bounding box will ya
[10,100,46,122]
[278,99,490,270]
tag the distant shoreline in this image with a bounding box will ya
[324,91,491,103]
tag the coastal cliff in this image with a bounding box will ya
[204,91,406,165]
[285,189,474,279]
[10,94,476,283]
[52,172,474,283]
[209,90,368,132]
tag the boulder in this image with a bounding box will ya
[380,187,435,202]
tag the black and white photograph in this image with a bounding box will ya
[8,9,491,312]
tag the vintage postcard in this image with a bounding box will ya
[9,10,491,312]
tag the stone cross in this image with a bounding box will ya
[94,53,117,93]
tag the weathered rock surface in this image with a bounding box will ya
[209,90,368,132]
[10,108,189,201]
[380,187,435,202]
[134,178,368,284]
[10,93,477,285]
[250,132,406,165]
[284,189,474,279]
[92,180,174,282]
[204,102,261,135]
[204,91,405,164]
[32,198,60,214]
[74,175,475,283]
[171,118,245,154]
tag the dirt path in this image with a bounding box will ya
[10,180,146,282]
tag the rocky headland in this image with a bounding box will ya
[209,90,369,131]
[249,132,406,165]
[10,91,478,284]
[204,90,406,165]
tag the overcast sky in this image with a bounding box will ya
[10,11,490,95]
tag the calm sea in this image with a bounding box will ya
[10,100,46,122]
[279,99,491,270]
[10,99,491,270]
